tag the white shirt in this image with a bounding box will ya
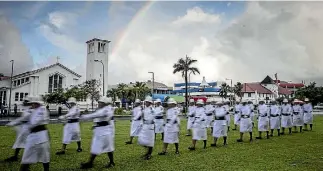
[205,104,215,114]
[154,106,164,117]
[292,105,302,113]
[188,105,196,117]
[303,103,313,113]
[258,104,268,117]
[234,104,241,114]
[143,105,155,124]
[166,107,180,132]
[281,104,292,114]
[81,105,114,123]
[240,105,251,117]
[270,105,280,116]
[65,106,80,119]
[215,106,226,118]
[132,106,142,121]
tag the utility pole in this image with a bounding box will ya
[8,60,14,116]
[148,72,154,96]
[226,78,233,106]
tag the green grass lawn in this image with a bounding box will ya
[1,116,323,171]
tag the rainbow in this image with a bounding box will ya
[110,1,155,58]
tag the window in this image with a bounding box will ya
[15,92,19,101]
[17,80,20,86]
[98,42,101,52]
[48,74,63,93]
[13,81,16,86]
[21,78,25,84]
[26,77,29,82]
[248,93,251,97]
[20,93,24,101]
[98,42,106,53]
[88,42,95,53]
[25,93,28,98]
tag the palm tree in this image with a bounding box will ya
[220,83,230,100]
[106,88,119,102]
[116,83,129,102]
[173,55,200,112]
[233,82,243,101]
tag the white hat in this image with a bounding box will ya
[167,98,177,104]
[304,98,309,102]
[155,99,161,103]
[216,101,223,105]
[189,99,195,103]
[242,99,247,103]
[283,99,288,103]
[134,99,141,103]
[144,96,153,103]
[98,97,112,104]
[206,98,212,103]
[67,97,77,104]
[196,99,204,105]
[29,96,44,105]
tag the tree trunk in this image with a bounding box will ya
[91,99,94,112]
[185,69,188,114]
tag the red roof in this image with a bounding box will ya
[242,83,272,94]
[279,83,304,88]
[278,86,292,95]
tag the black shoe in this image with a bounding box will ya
[223,143,228,147]
[125,141,133,145]
[280,132,285,135]
[255,137,262,139]
[186,134,191,136]
[77,148,83,152]
[106,162,115,168]
[236,139,243,142]
[4,156,18,162]
[270,134,273,137]
[158,152,167,155]
[210,144,217,147]
[267,136,270,139]
[56,151,65,155]
[144,155,152,160]
[175,151,180,154]
[80,162,93,169]
[188,147,195,151]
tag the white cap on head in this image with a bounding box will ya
[206,98,212,103]
[144,96,153,103]
[135,99,141,103]
[167,98,177,104]
[196,99,204,105]
[283,99,288,103]
[189,99,195,103]
[216,101,223,105]
[67,97,77,104]
[304,98,309,102]
[155,99,162,103]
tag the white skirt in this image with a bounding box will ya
[90,134,114,155]
[206,115,213,128]
[192,127,207,140]
[21,131,50,164]
[293,114,304,126]
[258,117,269,132]
[164,131,179,144]
[130,121,142,137]
[234,114,240,125]
[270,117,280,129]
[303,113,313,124]
[187,117,194,130]
[250,112,255,122]
[138,124,155,147]
[212,120,227,138]
[226,115,231,126]
[240,118,252,133]
[281,115,292,128]
[13,124,29,149]
[154,119,164,133]
[63,123,81,144]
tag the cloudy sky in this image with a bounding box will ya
[1,1,323,86]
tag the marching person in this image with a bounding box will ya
[5,97,32,162]
[158,98,180,155]
[303,98,313,131]
[224,100,231,131]
[211,101,228,147]
[233,101,241,131]
[256,98,269,139]
[138,96,155,160]
[248,100,255,128]
[80,97,115,169]
[154,99,164,140]
[7,96,50,171]
[186,99,196,136]
[189,99,207,150]
[269,100,281,136]
[126,99,143,144]
[237,99,253,142]
[292,99,303,133]
[56,97,82,155]
[205,98,215,134]
[281,99,293,135]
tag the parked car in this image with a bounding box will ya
[314,103,323,110]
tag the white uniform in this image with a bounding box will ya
[62,106,81,144]
[234,104,241,125]
[154,106,164,133]
[281,104,293,128]
[192,107,207,140]
[187,106,196,130]
[138,106,155,147]
[292,105,304,126]
[239,105,252,133]
[81,105,115,155]
[303,103,313,124]
[130,106,143,137]
[249,104,255,123]
[269,105,281,129]
[21,106,50,164]
[204,104,215,128]
[224,104,231,126]
[212,106,227,138]
[257,104,269,132]
[164,107,180,144]
[11,107,32,149]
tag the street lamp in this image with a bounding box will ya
[148,72,154,96]
[8,60,14,116]
[225,78,233,106]
[94,60,105,97]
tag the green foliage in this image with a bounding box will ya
[107,82,151,103]
[295,82,323,105]
[219,82,230,100]
[114,108,129,115]
[42,88,66,104]
[81,79,101,111]
[233,82,243,100]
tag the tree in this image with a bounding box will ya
[295,82,323,105]
[133,81,150,100]
[173,55,200,113]
[107,88,119,102]
[219,83,230,100]
[42,88,66,104]
[81,79,101,111]
[116,83,129,102]
[64,86,87,101]
[233,82,243,101]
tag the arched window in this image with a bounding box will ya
[48,74,63,93]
